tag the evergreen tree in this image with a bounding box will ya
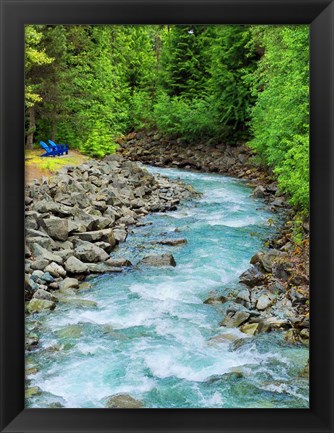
[25,25,54,148]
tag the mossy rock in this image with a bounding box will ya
[26,299,56,314]
[25,386,42,398]
[105,393,143,408]
[57,324,84,339]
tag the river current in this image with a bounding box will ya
[26,166,309,408]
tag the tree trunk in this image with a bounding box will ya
[26,106,35,150]
[51,119,57,142]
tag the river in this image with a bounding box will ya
[26,166,309,408]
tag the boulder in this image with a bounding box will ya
[26,236,56,251]
[240,323,259,336]
[30,244,63,265]
[204,296,228,305]
[31,270,44,281]
[86,263,123,274]
[30,258,50,271]
[252,185,266,199]
[75,241,109,263]
[113,228,127,243]
[74,228,117,251]
[221,310,250,328]
[252,249,287,273]
[64,256,88,274]
[239,266,264,287]
[39,217,69,241]
[139,254,176,267]
[105,258,132,267]
[59,277,79,291]
[272,261,292,281]
[105,394,143,409]
[236,289,251,304]
[44,262,67,278]
[33,289,58,303]
[256,294,274,311]
[26,298,56,314]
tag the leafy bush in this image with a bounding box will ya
[248,26,309,211]
[153,93,219,140]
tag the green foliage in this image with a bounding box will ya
[159,25,212,98]
[153,93,218,139]
[25,24,310,213]
[25,25,54,108]
[208,25,258,142]
[80,120,118,157]
[248,26,309,211]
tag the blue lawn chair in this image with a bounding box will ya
[48,140,69,155]
[39,141,60,157]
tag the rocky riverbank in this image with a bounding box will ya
[25,154,198,346]
[117,131,310,347]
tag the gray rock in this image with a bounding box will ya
[113,228,127,243]
[44,262,67,278]
[95,241,113,253]
[75,241,109,263]
[236,289,251,304]
[105,394,143,409]
[239,266,264,287]
[31,270,44,281]
[33,289,58,303]
[56,249,74,261]
[31,244,63,265]
[34,200,72,217]
[64,256,88,274]
[59,277,79,291]
[221,310,250,328]
[30,258,50,271]
[26,236,56,251]
[139,254,176,267]
[272,261,292,281]
[105,258,132,267]
[39,217,69,241]
[76,229,116,246]
[94,216,111,230]
[26,228,50,239]
[256,294,274,311]
[252,249,287,273]
[252,185,266,199]
[204,296,228,305]
[86,263,123,273]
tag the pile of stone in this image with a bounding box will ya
[117,131,251,177]
[25,154,197,315]
[205,248,309,345]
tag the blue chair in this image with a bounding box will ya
[48,140,69,155]
[39,141,60,157]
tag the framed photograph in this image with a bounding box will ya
[1,0,333,432]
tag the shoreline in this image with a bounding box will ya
[25,141,309,404]
[117,131,309,347]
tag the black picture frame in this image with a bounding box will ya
[1,0,333,432]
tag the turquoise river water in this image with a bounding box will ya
[26,166,309,408]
